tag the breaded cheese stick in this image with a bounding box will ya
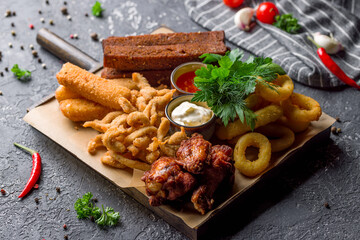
[55,85,82,102]
[56,63,132,111]
[111,78,139,90]
[59,98,112,122]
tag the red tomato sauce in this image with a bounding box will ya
[176,71,199,93]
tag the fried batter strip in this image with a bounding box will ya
[83,111,123,132]
[101,151,126,169]
[87,134,105,154]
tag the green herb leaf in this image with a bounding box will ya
[11,64,31,81]
[96,205,121,227]
[74,192,120,227]
[92,1,105,17]
[192,49,286,129]
[257,62,286,75]
[273,14,301,34]
[74,192,98,219]
[199,53,222,63]
[228,48,243,62]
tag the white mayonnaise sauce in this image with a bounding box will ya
[171,101,212,127]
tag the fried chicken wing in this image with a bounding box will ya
[191,145,235,214]
[175,133,211,174]
[141,157,196,206]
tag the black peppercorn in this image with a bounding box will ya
[56,187,61,193]
[5,10,11,17]
[61,7,68,15]
[331,126,337,134]
[32,50,38,57]
[90,32,98,41]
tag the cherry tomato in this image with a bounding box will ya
[256,2,279,24]
[223,0,244,8]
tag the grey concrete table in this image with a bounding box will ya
[0,0,359,239]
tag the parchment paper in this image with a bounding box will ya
[23,99,335,228]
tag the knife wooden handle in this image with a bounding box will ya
[36,28,102,72]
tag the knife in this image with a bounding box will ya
[27,28,103,111]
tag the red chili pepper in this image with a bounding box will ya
[308,36,360,90]
[317,48,360,90]
[14,143,41,198]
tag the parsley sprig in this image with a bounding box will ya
[74,192,120,227]
[273,14,301,34]
[11,64,31,81]
[192,49,285,129]
[92,1,105,17]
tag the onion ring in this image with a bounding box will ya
[234,132,271,177]
[216,104,283,140]
[275,115,310,133]
[256,123,295,152]
[256,75,294,102]
[282,93,322,122]
[245,94,270,111]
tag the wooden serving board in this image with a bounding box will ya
[27,27,336,239]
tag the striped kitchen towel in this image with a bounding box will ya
[184,0,360,88]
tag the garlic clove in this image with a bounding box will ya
[312,32,343,54]
[234,7,255,31]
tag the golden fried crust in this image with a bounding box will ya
[55,85,82,102]
[56,63,132,110]
[216,105,283,140]
[59,98,112,122]
[101,151,126,169]
[111,78,139,90]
